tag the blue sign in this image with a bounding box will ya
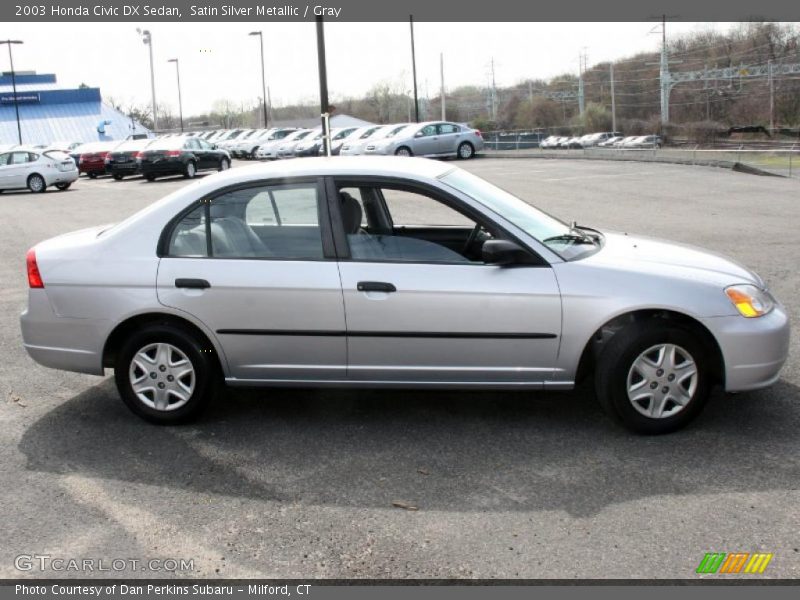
[0,93,40,104]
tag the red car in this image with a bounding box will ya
[72,141,120,178]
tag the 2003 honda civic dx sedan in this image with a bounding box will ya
[21,157,790,433]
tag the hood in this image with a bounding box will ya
[586,231,764,288]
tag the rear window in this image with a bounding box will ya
[145,138,186,151]
[43,150,71,160]
[114,140,150,152]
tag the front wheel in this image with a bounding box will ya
[27,173,46,193]
[87,172,98,179]
[457,142,475,159]
[113,174,124,181]
[395,147,412,157]
[55,182,71,191]
[115,324,217,424]
[145,174,157,182]
[218,158,230,172]
[594,320,712,434]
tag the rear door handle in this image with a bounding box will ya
[357,281,396,293]
[175,278,210,289]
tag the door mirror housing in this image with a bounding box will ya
[415,131,424,138]
[482,239,539,266]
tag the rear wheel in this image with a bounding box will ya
[395,147,412,157]
[594,320,712,434]
[115,324,217,424]
[457,142,475,159]
[87,172,98,179]
[145,174,157,182]
[184,161,197,179]
[27,173,46,193]
[113,174,124,181]
[55,182,71,191]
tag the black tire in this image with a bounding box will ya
[184,161,197,179]
[457,142,475,160]
[55,182,72,191]
[114,324,217,424]
[394,146,413,157]
[87,172,98,179]
[145,174,157,182]
[27,173,47,193]
[218,158,230,172]
[113,174,124,181]
[594,320,712,434]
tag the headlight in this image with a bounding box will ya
[725,284,774,318]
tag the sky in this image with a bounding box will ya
[2,21,739,117]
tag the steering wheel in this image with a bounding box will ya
[462,223,484,255]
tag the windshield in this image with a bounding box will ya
[439,168,598,260]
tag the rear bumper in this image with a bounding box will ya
[701,305,791,392]
[140,160,185,176]
[108,163,140,175]
[20,289,105,375]
[46,170,79,185]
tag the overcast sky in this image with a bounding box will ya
[4,22,738,116]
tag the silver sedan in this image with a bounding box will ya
[20,157,789,433]
[363,121,484,159]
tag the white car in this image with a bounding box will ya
[340,124,406,156]
[255,129,314,160]
[0,146,78,193]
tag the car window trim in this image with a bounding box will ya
[324,175,549,267]
[157,176,336,260]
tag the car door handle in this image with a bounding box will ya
[357,281,396,293]
[175,278,210,289]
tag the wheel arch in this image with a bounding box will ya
[103,312,227,375]
[575,308,725,387]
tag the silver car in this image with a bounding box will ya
[20,157,789,433]
[344,124,409,156]
[363,121,484,159]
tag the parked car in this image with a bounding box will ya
[74,141,120,178]
[598,136,625,148]
[564,137,583,149]
[138,136,231,181]
[341,124,409,156]
[539,135,561,149]
[301,127,360,157]
[362,121,484,159]
[20,156,788,434]
[581,132,623,148]
[327,125,384,156]
[613,136,639,147]
[105,139,153,180]
[0,146,78,193]
[255,129,309,160]
[553,136,572,149]
[627,135,664,149]
[276,129,318,159]
[237,128,296,159]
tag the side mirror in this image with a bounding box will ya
[482,239,537,266]
[211,144,217,149]
[415,131,424,138]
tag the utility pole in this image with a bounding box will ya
[609,62,616,132]
[489,57,497,121]
[578,51,586,116]
[315,16,331,156]
[440,52,446,121]
[167,58,183,132]
[528,79,533,103]
[646,15,681,126]
[409,15,419,123]
[768,59,774,131]
[248,31,269,128]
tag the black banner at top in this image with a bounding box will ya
[3,0,800,22]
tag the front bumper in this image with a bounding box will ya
[701,304,791,392]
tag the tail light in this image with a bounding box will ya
[165,150,181,157]
[133,151,141,158]
[475,130,483,138]
[26,248,44,289]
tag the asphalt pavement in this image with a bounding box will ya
[0,158,797,579]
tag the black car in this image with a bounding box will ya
[105,139,153,180]
[138,136,231,181]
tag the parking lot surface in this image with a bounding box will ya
[1,159,798,579]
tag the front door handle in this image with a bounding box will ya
[357,281,396,293]
[175,278,210,289]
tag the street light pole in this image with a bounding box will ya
[1,40,24,144]
[315,16,331,156]
[249,31,269,128]
[409,15,420,123]
[167,58,184,132]
[137,28,158,131]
